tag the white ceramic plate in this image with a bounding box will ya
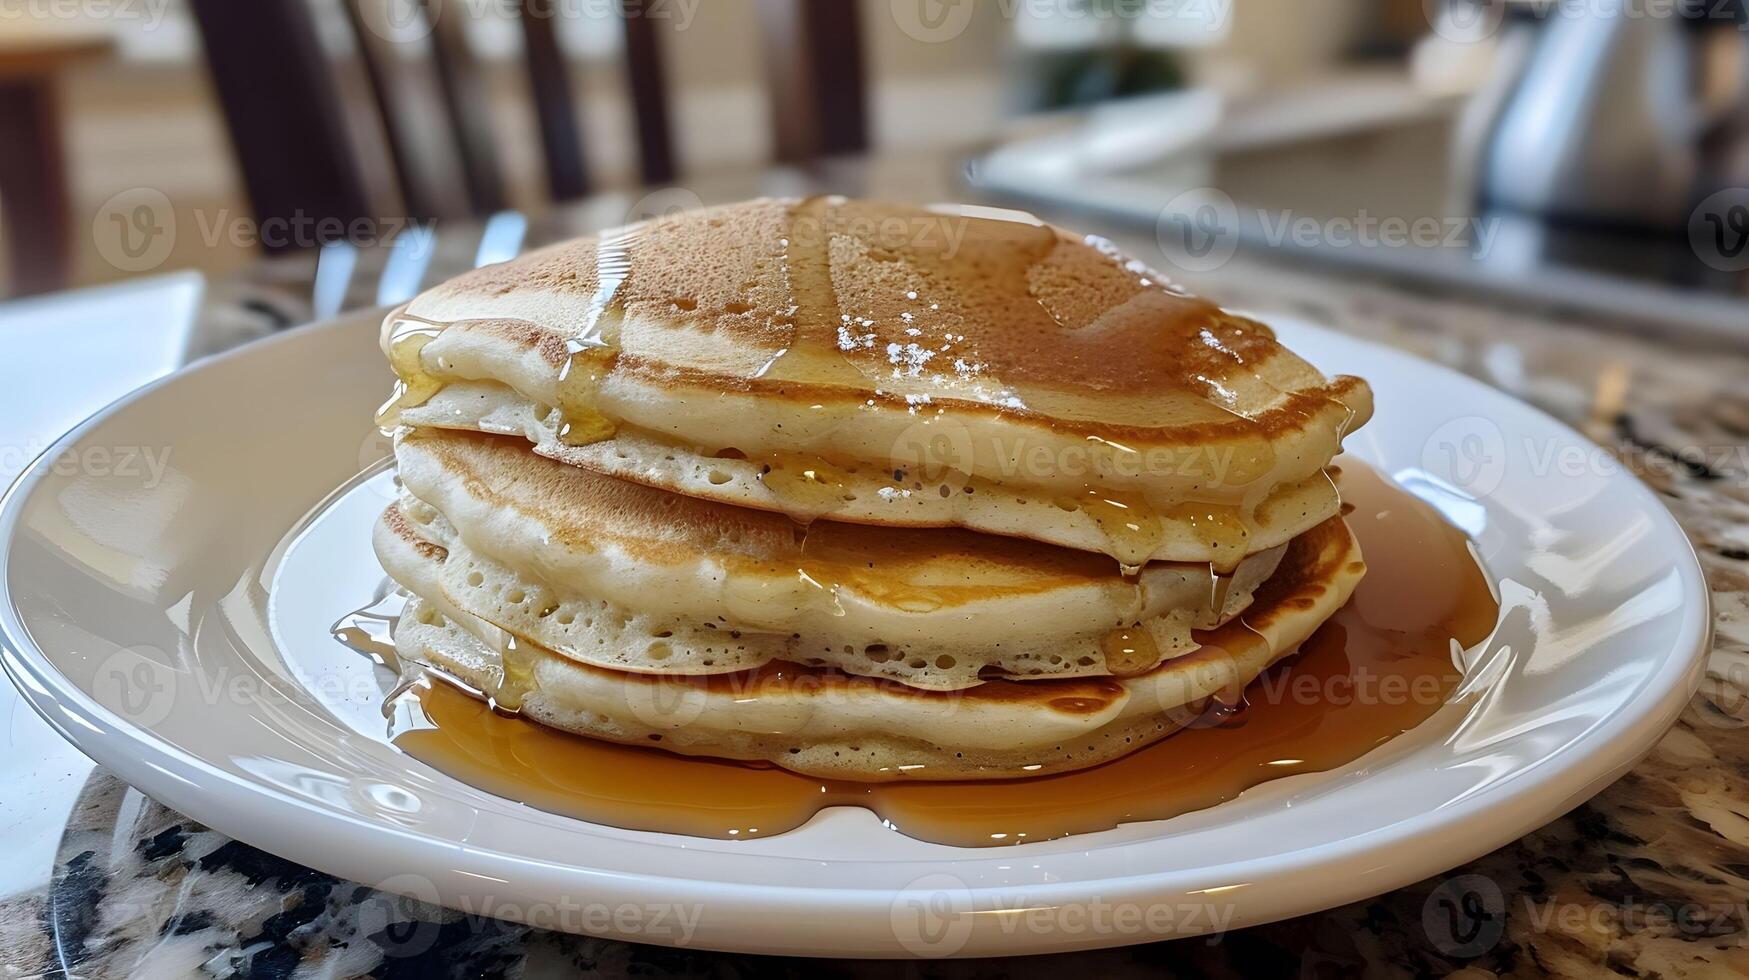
[0,310,1710,958]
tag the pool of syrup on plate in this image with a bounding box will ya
[334,462,1498,847]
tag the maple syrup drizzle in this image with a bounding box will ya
[373,203,1363,569]
[1058,488,1165,571]
[756,452,861,518]
[1098,626,1160,677]
[375,326,444,428]
[343,461,1498,847]
[329,590,406,672]
[552,228,635,447]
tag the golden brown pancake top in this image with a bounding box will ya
[421,198,1368,433]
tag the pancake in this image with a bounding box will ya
[398,379,1344,569]
[386,513,1366,781]
[379,428,1287,690]
[378,198,1372,568]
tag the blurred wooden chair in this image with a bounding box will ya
[0,31,114,296]
[757,0,869,163]
[188,0,866,253]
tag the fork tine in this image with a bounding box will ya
[474,211,528,268]
[376,222,438,309]
[313,240,360,321]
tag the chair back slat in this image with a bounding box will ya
[187,0,377,249]
[190,1,871,249]
[757,0,869,163]
[341,0,476,220]
[425,0,508,214]
[519,0,591,200]
[621,0,677,186]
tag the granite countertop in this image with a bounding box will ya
[1,243,1745,978]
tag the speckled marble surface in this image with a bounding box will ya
[1,237,1745,978]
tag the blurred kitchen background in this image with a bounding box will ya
[2,0,1748,339]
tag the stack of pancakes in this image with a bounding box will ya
[371,198,1373,781]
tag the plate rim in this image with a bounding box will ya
[0,311,1713,957]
